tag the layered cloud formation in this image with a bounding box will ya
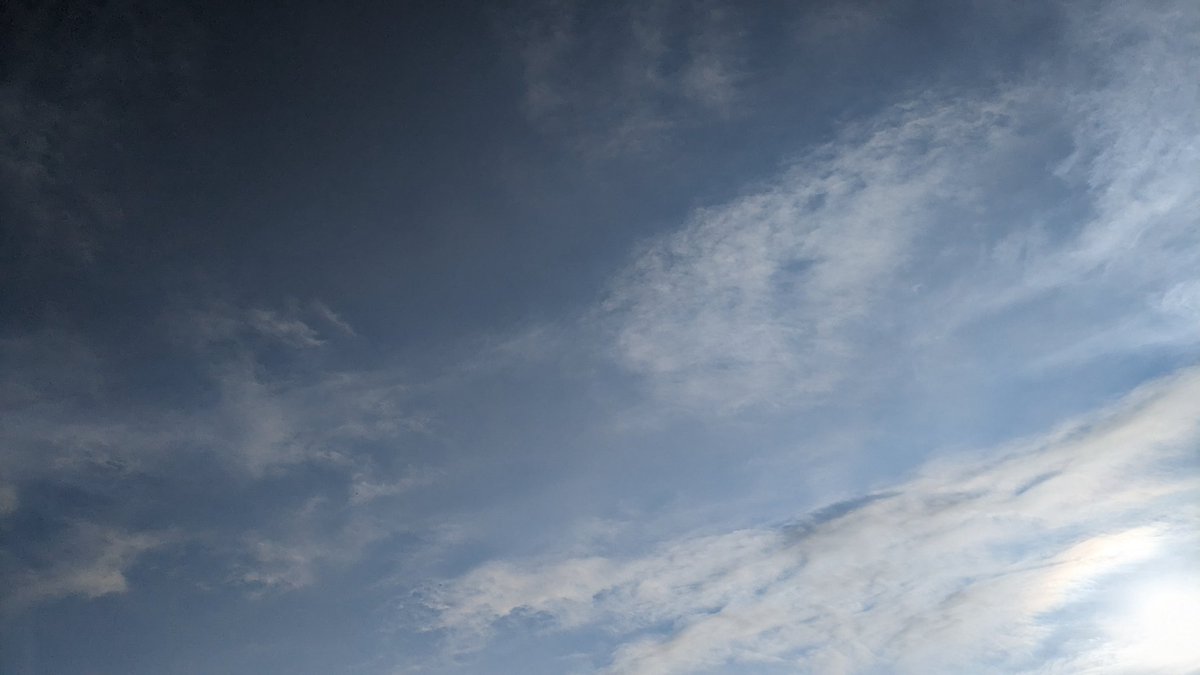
[1,1,1197,674]
[421,3,1200,672]
[602,1,1200,411]
[429,368,1200,674]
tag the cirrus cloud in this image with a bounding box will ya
[427,366,1200,674]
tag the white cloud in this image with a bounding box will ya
[206,363,424,475]
[232,499,391,593]
[350,467,441,506]
[1058,2,1200,275]
[923,2,1200,358]
[426,366,1200,673]
[602,93,1025,411]
[2,523,173,612]
[602,0,1200,411]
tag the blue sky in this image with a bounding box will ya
[2,1,1198,673]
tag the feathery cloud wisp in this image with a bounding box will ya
[601,0,1200,412]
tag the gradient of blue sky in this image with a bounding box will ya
[1,1,1198,674]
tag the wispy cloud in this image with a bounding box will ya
[230,496,395,593]
[1,301,409,479]
[1,523,174,613]
[204,363,423,475]
[600,0,1200,411]
[0,299,431,607]
[933,1,1200,353]
[425,366,1200,673]
[601,93,1026,411]
[508,0,745,156]
[183,299,357,350]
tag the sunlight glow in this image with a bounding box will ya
[1107,573,1200,672]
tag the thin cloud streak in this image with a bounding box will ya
[427,366,1200,674]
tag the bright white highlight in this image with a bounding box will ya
[1107,573,1200,672]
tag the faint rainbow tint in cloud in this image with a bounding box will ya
[426,367,1200,674]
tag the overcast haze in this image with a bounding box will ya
[2,1,1199,674]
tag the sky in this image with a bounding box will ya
[1,1,1198,673]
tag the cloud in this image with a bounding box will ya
[0,299,431,608]
[938,1,1200,339]
[425,366,1200,673]
[245,309,326,348]
[508,0,745,155]
[0,301,407,480]
[350,468,441,506]
[158,299,425,475]
[230,496,396,593]
[600,0,1200,411]
[0,328,181,481]
[312,300,358,337]
[204,363,426,475]
[601,92,1026,411]
[1,523,173,612]
[183,299,357,350]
